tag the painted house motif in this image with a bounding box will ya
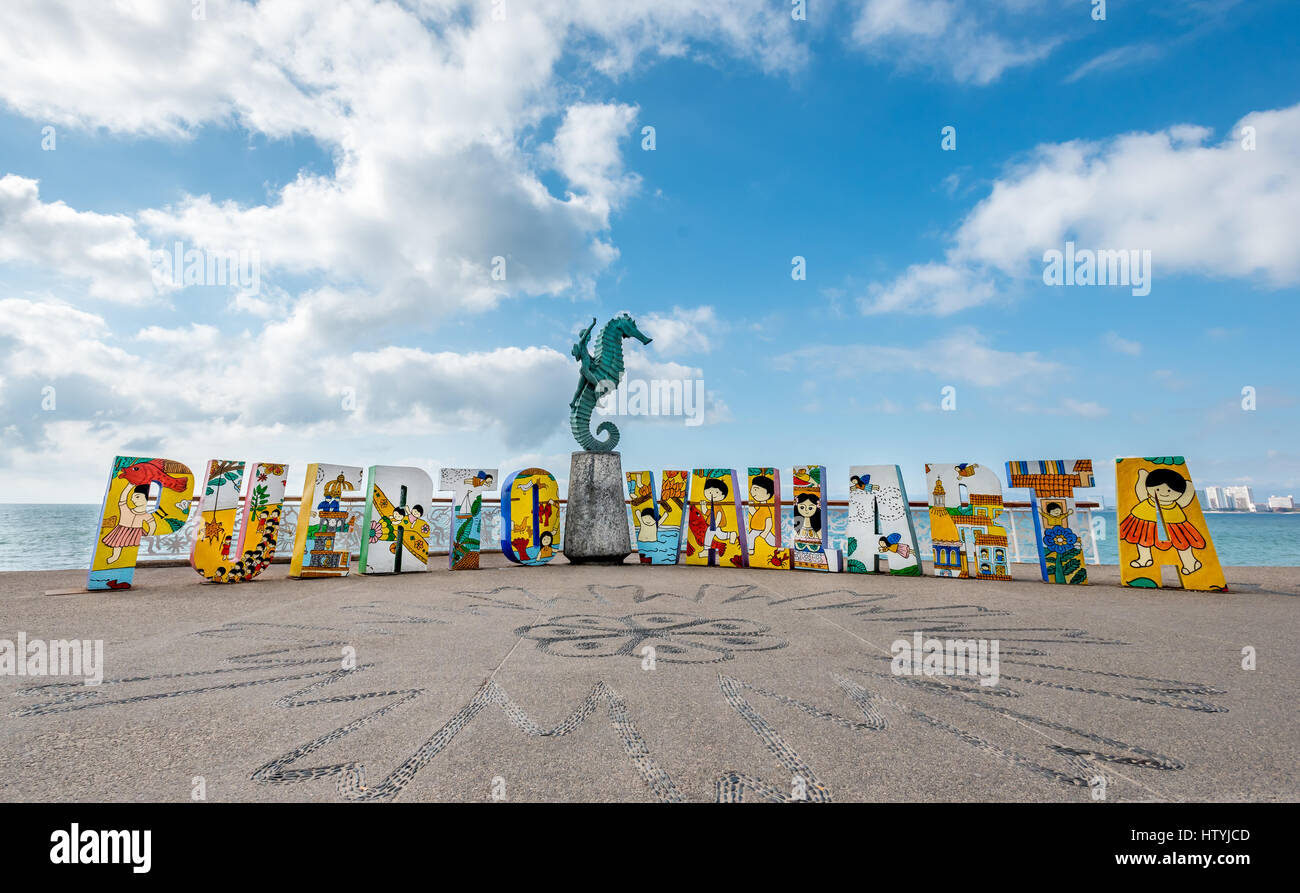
[956,494,1012,580]
[925,462,1010,581]
[1006,459,1095,496]
[928,485,967,577]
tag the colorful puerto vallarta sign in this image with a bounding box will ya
[84,447,1230,596]
[91,315,1230,594]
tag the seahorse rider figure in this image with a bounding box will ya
[568,313,653,452]
[569,317,603,409]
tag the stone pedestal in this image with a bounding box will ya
[563,451,632,565]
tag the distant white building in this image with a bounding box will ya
[1205,486,1224,510]
[1268,495,1294,511]
[1221,485,1255,511]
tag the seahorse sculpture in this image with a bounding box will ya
[569,313,653,452]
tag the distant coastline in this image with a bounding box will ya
[1202,510,1298,515]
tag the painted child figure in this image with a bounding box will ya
[746,475,777,556]
[636,507,659,543]
[792,493,822,544]
[1119,468,1206,575]
[878,532,912,560]
[536,530,555,561]
[1039,501,1073,533]
[701,477,738,557]
[102,484,158,565]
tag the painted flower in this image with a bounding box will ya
[1043,525,1079,553]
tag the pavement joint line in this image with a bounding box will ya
[813,612,891,657]
[981,700,1177,804]
[485,605,548,684]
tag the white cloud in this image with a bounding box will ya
[547,103,642,220]
[1066,43,1164,84]
[0,0,1126,334]
[0,1,812,324]
[958,107,1300,283]
[863,103,1300,315]
[0,292,573,488]
[850,0,1059,85]
[0,0,808,492]
[1061,398,1108,418]
[775,327,1058,389]
[1103,331,1142,356]
[0,1,329,139]
[347,344,573,448]
[137,323,222,349]
[0,176,159,303]
[617,351,733,426]
[859,262,997,315]
[0,289,728,498]
[640,306,723,356]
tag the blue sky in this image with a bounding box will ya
[0,0,1297,503]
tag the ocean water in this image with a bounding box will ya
[1,504,1298,572]
[820,508,1300,570]
[1081,510,1300,568]
[1,504,104,572]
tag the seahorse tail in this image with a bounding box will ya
[570,399,619,452]
[592,420,619,451]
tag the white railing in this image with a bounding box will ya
[141,498,1105,566]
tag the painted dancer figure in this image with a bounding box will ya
[101,484,157,565]
[1119,468,1205,575]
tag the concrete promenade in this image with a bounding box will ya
[1,558,1296,802]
